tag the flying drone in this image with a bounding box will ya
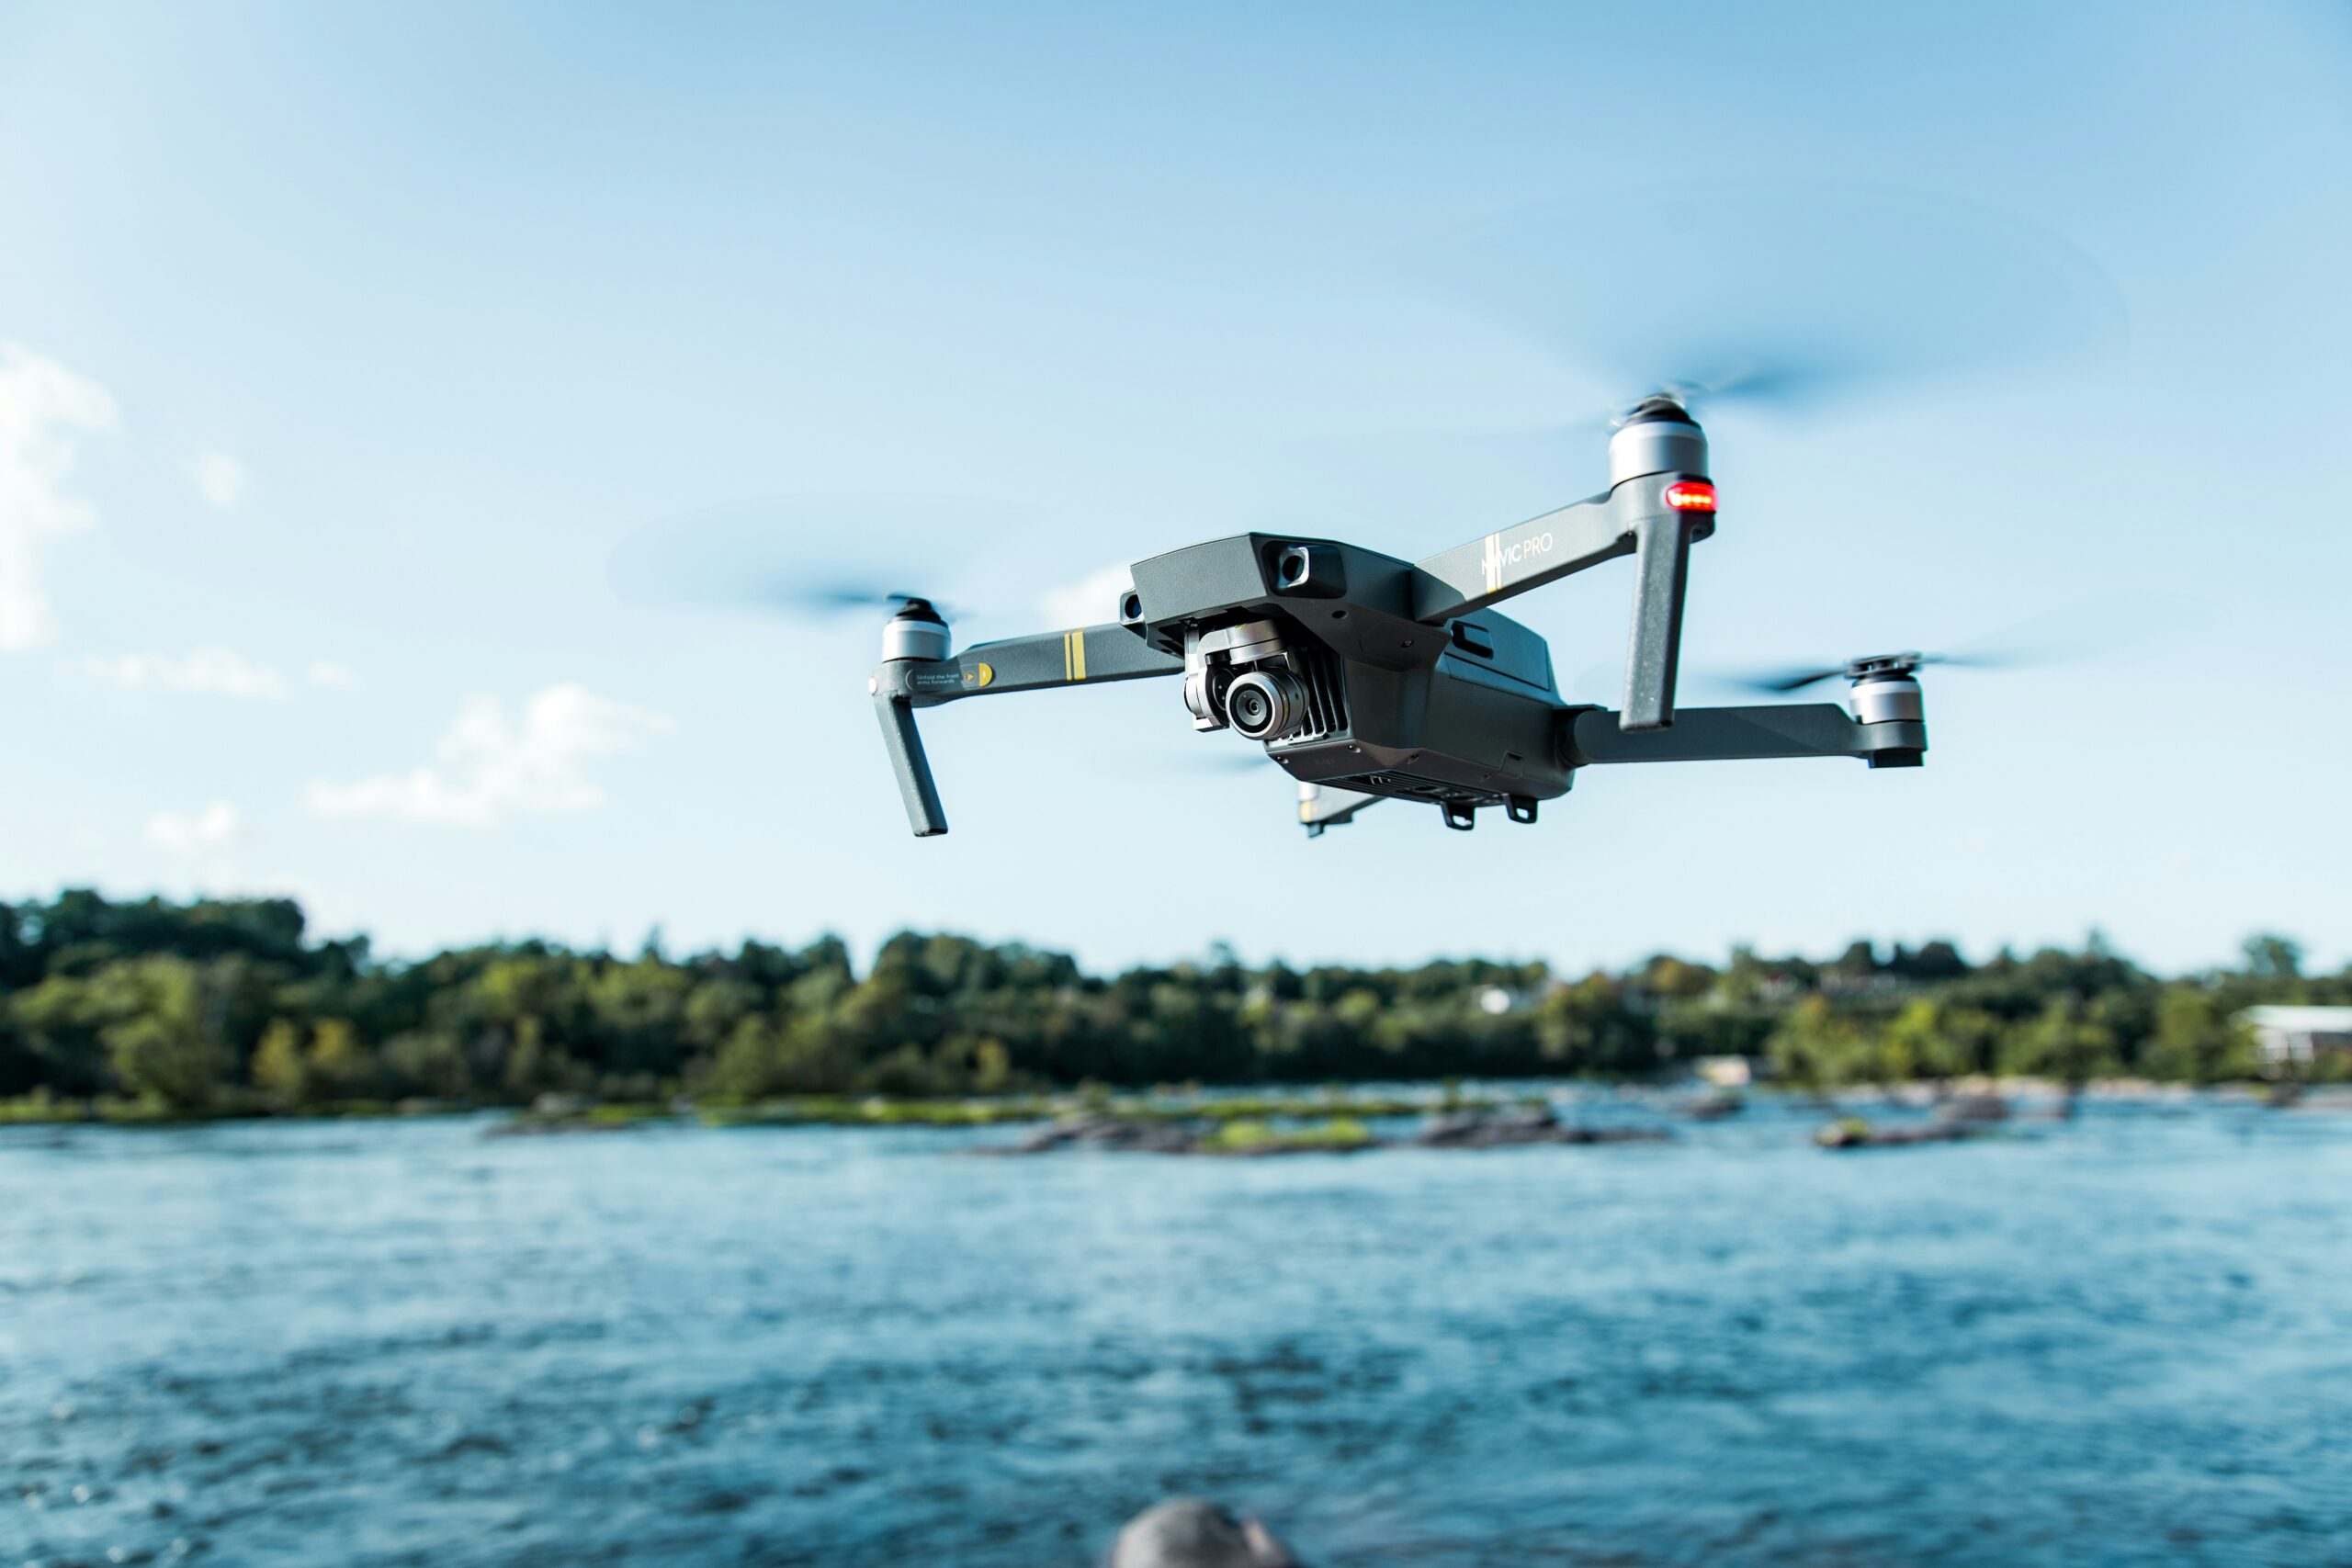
[606,186,2115,838]
[866,395,1930,839]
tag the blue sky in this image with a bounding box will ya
[2,0,2346,976]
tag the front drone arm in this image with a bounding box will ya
[1412,486,1643,622]
[871,623,1182,837]
[1412,478,1713,735]
[895,624,1184,707]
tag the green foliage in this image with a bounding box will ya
[1199,1116,1374,1153]
[0,892,2339,1115]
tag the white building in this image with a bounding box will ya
[2240,1006,2352,1069]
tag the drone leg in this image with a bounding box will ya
[1506,795,1538,825]
[1622,513,1697,731]
[1442,802,1477,831]
[873,693,948,838]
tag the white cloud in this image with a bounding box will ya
[79,648,359,700]
[190,450,248,511]
[1036,562,1135,628]
[0,343,118,649]
[304,682,670,829]
[83,647,293,701]
[146,800,242,857]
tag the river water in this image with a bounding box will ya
[5,1091,2349,1566]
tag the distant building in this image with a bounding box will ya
[2239,1006,2352,1069]
[1695,1055,1755,1088]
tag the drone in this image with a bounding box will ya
[867,395,1929,839]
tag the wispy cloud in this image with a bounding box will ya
[146,799,242,857]
[190,450,248,511]
[0,343,118,649]
[85,647,286,700]
[1036,562,1134,628]
[304,682,670,829]
[81,648,358,700]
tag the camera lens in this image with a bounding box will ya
[1226,670,1303,740]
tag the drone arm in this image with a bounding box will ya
[1410,491,1635,624]
[869,624,1182,839]
[1413,475,1709,732]
[1623,510,1697,731]
[872,688,948,837]
[905,624,1183,706]
[1296,781,1384,838]
[1565,704,1926,766]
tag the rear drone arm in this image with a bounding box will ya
[1411,404,1716,732]
[871,622,1182,836]
[1564,704,1926,769]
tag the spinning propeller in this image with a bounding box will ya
[1415,178,2124,428]
[1736,651,2001,694]
[1720,592,2203,698]
[605,495,1030,626]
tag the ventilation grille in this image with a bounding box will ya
[1274,648,1347,745]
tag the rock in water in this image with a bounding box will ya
[1933,1091,2010,1124]
[1412,1104,1667,1149]
[1110,1498,1300,1568]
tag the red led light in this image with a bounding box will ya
[1664,481,1717,513]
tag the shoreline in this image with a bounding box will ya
[0,1076,2325,1134]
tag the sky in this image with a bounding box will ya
[2,0,2348,977]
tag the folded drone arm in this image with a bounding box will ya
[871,624,1183,838]
[1413,474,1710,732]
[1412,491,1636,623]
[899,623,1184,707]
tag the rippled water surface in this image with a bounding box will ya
[6,1093,2351,1566]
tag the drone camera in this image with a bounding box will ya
[1227,668,1306,740]
[1183,664,1233,731]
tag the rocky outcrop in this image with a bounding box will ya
[1410,1104,1668,1149]
[1933,1091,2011,1124]
[1012,1116,1200,1155]
[1815,1116,1979,1149]
[1110,1499,1300,1568]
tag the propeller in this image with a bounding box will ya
[1719,592,2213,697]
[1736,651,1998,694]
[1410,179,2126,427]
[604,494,1037,626]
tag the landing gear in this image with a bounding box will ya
[1441,795,1540,831]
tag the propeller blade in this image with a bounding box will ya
[1714,592,2216,697]
[1407,179,2125,423]
[605,494,1035,624]
[1734,666,1851,694]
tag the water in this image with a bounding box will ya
[5,1093,2350,1567]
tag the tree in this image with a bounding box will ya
[2000,998,2120,1089]
[2140,990,2256,1083]
[252,1019,311,1105]
[99,958,233,1110]
[2241,933,2304,983]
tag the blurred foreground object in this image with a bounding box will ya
[1111,1498,1300,1568]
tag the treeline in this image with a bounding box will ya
[0,891,2340,1113]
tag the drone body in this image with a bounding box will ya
[868,399,1928,839]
